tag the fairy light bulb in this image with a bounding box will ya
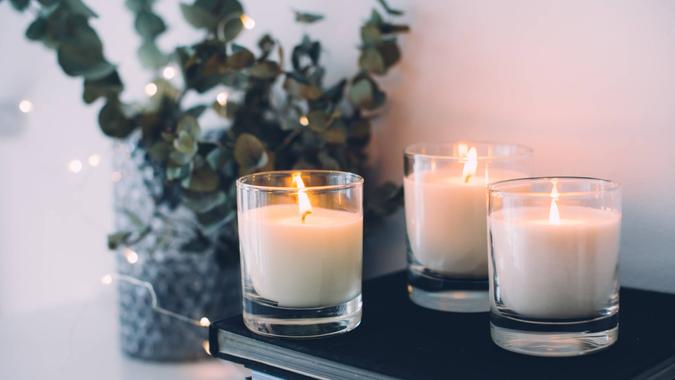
[68,160,83,173]
[299,115,309,126]
[216,91,228,106]
[240,15,255,30]
[18,99,33,113]
[162,66,176,80]
[124,248,139,264]
[101,274,113,285]
[199,317,211,327]
[88,154,101,167]
[145,82,158,96]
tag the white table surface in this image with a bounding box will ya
[0,293,267,380]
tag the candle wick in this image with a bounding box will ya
[464,174,472,183]
[301,210,312,223]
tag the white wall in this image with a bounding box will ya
[1,0,673,317]
[375,0,675,292]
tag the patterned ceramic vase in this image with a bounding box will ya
[112,139,241,361]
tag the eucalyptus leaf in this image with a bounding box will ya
[361,24,381,44]
[227,45,254,69]
[380,22,410,34]
[181,166,219,192]
[359,48,386,75]
[64,0,98,18]
[294,11,324,24]
[83,70,123,104]
[284,76,322,100]
[234,133,266,170]
[57,17,115,79]
[306,110,335,132]
[219,16,243,42]
[174,130,198,154]
[137,40,168,69]
[107,231,131,250]
[257,34,275,56]
[125,0,153,13]
[10,0,30,11]
[134,10,166,39]
[348,75,386,110]
[26,18,48,40]
[180,3,217,29]
[375,39,401,69]
[98,99,136,138]
[248,60,280,80]
[291,35,321,72]
[176,115,200,137]
[166,162,193,180]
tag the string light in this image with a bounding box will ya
[88,154,101,167]
[18,99,33,113]
[240,15,255,30]
[111,171,123,182]
[299,115,309,126]
[162,66,176,80]
[216,91,228,106]
[68,159,83,173]
[144,82,158,97]
[123,247,139,264]
[101,273,212,328]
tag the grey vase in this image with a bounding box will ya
[113,139,241,361]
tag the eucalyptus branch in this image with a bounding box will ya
[8,0,409,258]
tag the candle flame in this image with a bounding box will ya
[462,146,478,183]
[548,179,561,225]
[293,173,312,223]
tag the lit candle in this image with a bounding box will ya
[489,180,621,318]
[238,174,363,308]
[404,145,527,276]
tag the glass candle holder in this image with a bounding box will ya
[237,170,363,338]
[404,142,532,312]
[488,177,622,356]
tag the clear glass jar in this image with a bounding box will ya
[488,177,622,356]
[237,170,364,338]
[404,142,532,312]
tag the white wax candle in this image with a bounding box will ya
[239,204,362,308]
[489,206,621,319]
[404,169,525,277]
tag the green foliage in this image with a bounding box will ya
[9,0,409,260]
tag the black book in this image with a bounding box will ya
[209,271,675,379]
